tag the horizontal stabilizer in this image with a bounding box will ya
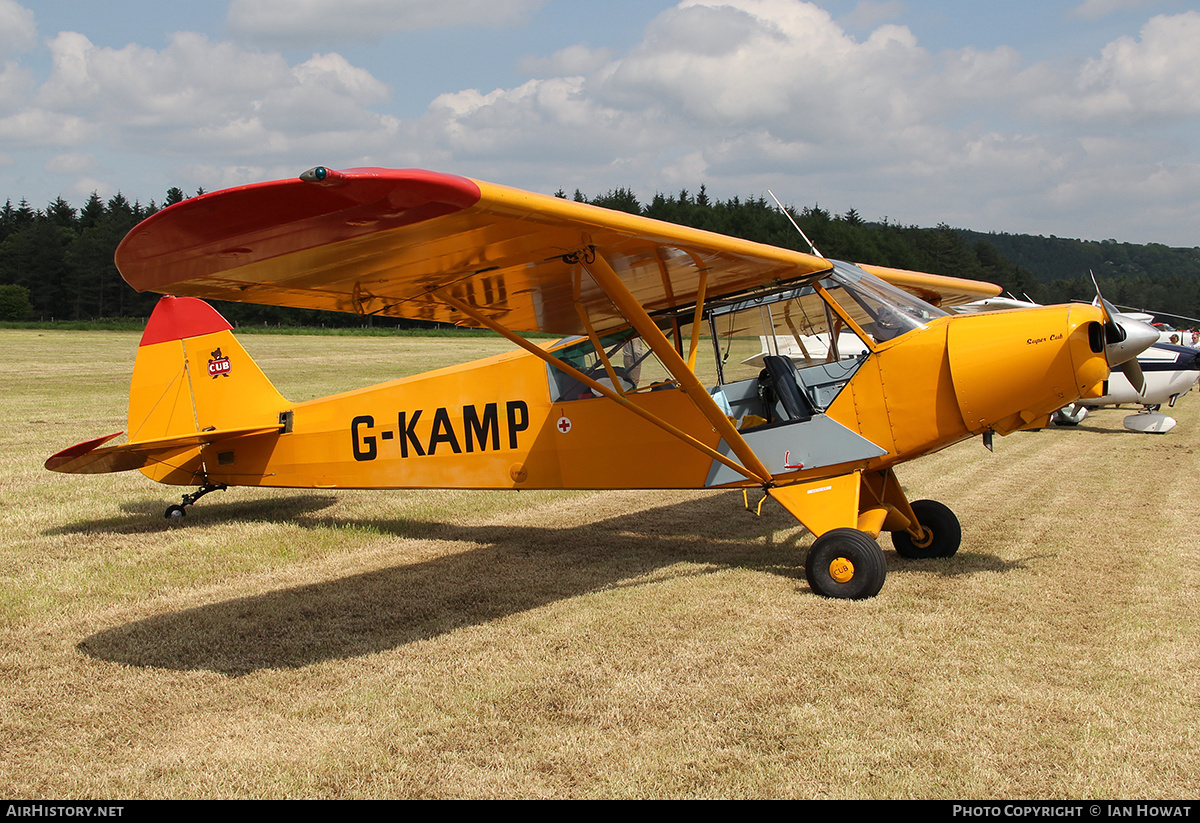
[45,426,281,474]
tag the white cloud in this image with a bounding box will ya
[1042,12,1200,122]
[67,176,112,201]
[0,108,91,148]
[24,30,397,160]
[227,0,549,48]
[37,32,290,124]
[0,61,34,113]
[419,77,640,162]
[0,24,406,202]
[291,52,389,104]
[593,1,936,142]
[0,0,35,58]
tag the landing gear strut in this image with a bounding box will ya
[164,483,227,519]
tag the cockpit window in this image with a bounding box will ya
[694,261,947,415]
[547,329,678,401]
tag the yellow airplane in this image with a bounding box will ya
[45,167,1158,598]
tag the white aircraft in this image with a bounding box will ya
[1052,341,1200,432]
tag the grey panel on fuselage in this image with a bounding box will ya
[794,358,862,409]
[704,415,888,487]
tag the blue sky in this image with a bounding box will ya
[2,0,1198,246]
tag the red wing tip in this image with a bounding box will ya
[116,168,483,296]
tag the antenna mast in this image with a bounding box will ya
[767,189,823,258]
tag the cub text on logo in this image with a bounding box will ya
[207,348,231,378]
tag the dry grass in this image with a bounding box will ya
[2,328,1198,798]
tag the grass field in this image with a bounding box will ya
[2,328,1198,799]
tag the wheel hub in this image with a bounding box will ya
[909,526,934,549]
[828,556,855,583]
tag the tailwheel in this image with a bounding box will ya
[163,483,227,519]
[892,499,961,559]
[805,528,887,600]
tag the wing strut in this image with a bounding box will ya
[580,251,773,485]
[574,302,628,399]
[686,268,708,372]
[430,287,763,483]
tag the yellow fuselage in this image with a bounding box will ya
[178,303,1107,494]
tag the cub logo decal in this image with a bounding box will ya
[207,348,231,378]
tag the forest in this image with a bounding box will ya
[2,185,1199,328]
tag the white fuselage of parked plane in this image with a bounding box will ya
[1083,342,1200,408]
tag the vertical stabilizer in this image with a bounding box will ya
[128,297,288,481]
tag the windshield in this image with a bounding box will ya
[825,260,948,343]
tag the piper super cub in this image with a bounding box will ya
[46,167,1158,598]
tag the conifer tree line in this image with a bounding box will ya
[0,188,378,327]
[2,185,1198,326]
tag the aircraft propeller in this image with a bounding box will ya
[1090,272,1157,395]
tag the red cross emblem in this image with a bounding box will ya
[556,416,572,434]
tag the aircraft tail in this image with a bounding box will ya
[46,296,289,483]
[128,295,288,443]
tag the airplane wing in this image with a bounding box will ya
[116,167,837,336]
[855,263,1001,308]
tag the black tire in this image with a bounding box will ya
[164,504,187,519]
[892,499,960,559]
[805,528,887,599]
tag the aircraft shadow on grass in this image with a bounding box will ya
[75,492,1024,676]
[44,494,341,536]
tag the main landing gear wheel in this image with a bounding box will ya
[892,499,961,559]
[805,528,887,600]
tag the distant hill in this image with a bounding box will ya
[952,229,1200,323]
[955,229,1200,284]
